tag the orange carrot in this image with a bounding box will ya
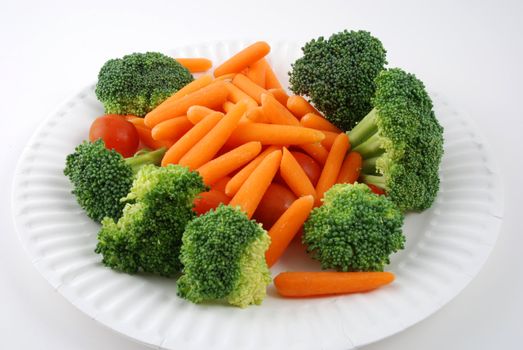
[287,95,321,119]
[265,195,314,267]
[246,58,267,88]
[300,113,341,133]
[187,105,220,124]
[227,123,325,146]
[274,271,395,297]
[134,124,174,150]
[300,143,329,164]
[224,82,258,108]
[245,106,267,123]
[264,61,283,89]
[178,101,247,170]
[127,116,146,126]
[151,116,192,141]
[315,133,350,206]
[156,75,213,110]
[214,41,271,77]
[175,58,212,73]
[268,88,289,105]
[215,73,236,81]
[222,101,235,113]
[280,148,316,198]
[232,74,268,104]
[193,190,231,215]
[321,131,339,149]
[261,93,300,126]
[144,80,228,127]
[225,146,279,197]
[161,112,222,166]
[197,141,262,185]
[337,152,362,184]
[211,176,231,193]
[229,149,282,218]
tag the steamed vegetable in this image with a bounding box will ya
[303,183,405,271]
[347,68,444,211]
[177,204,271,307]
[95,52,193,117]
[95,164,207,276]
[64,139,165,222]
[289,30,387,130]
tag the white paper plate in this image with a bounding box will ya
[11,41,504,350]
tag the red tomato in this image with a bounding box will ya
[89,114,139,157]
[193,190,230,215]
[253,183,297,229]
[290,151,322,186]
[367,184,386,195]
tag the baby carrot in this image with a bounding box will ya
[225,82,258,109]
[187,105,220,124]
[144,80,228,127]
[265,195,314,267]
[232,73,268,104]
[300,113,341,133]
[261,93,300,126]
[222,101,235,113]
[151,116,192,141]
[280,147,316,198]
[246,59,267,88]
[215,73,236,81]
[179,101,248,170]
[225,146,280,197]
[264,61,283,89]
[214,41,271,77]
[337,152,362,184]
[175,58,213,73]
[161,112,222,166]
[268,88,289,106]
[287,95,321,119]
[193,189,231,215]
[134,124,174,150]
[274,271,395,297]
[245,106,267,123]
[157,75,213,109]
[229,149,282,219]
[227,123,325,146]
[315,133,350,206]
[196,141,262,186]
[300,143,329,164]
[321,131,339,149]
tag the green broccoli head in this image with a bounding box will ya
[95,164,207,276]
[178,204,271,308]
[348,68,444,211]
[63,139,166,222]
[289,30,387,130]
[303,183,405,272]
[95,52,193,116]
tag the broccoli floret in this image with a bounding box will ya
[64,139,166,222]
[95,52,193,116]
[95,164,207,276]
[347,68,444,211]
[303,183,405,271]
[289,30,387,130]
[177,204,271,308]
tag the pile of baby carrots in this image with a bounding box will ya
[127,42,392,297]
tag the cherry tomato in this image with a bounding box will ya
[89,114,139,157]
[367,184,386,195]
[253,183,297,229]
[290,151,322,186]
[193,190,230,215]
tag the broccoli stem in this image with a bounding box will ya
[352,132,384,158]
[360,174,387,190]
[347,108,378,147]
[125,147,167,174]
[362,156,380,175]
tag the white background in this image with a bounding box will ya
[1,0,522,349]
